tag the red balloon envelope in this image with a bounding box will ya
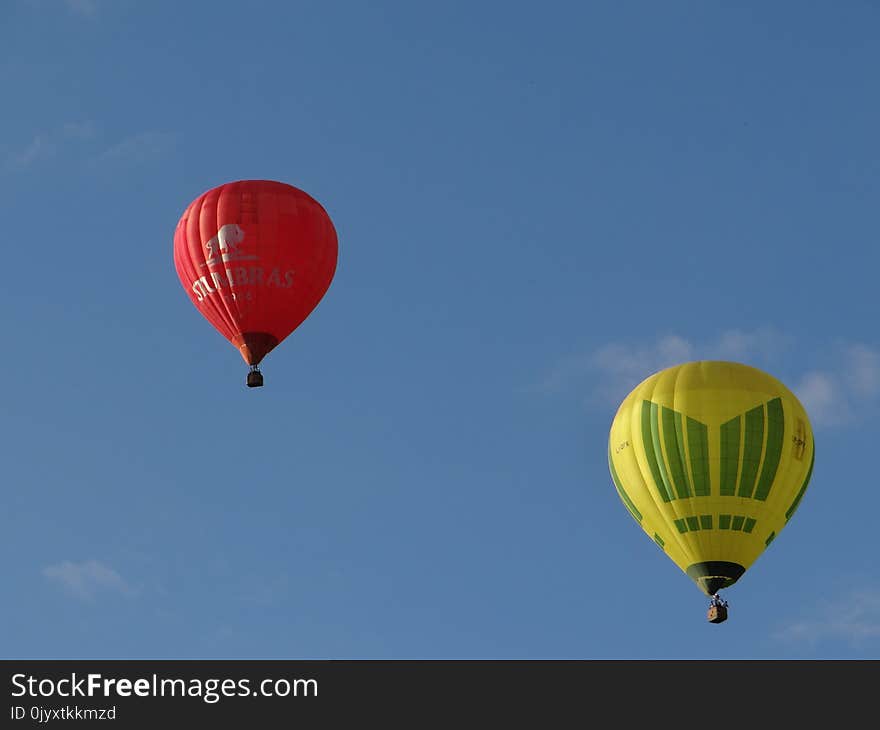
[173,179,338,387]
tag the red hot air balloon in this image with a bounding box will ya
[173,180,338,387]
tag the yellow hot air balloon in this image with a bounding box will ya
[607,361,815,623]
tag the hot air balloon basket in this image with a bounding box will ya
[707,604,728,624]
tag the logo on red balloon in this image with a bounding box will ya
[202,224,256,267]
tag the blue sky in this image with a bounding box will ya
[2,0,879,659]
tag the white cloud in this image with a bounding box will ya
[238,574,291,606]
[534,327,792,408]
[94,131,172,166]
[65,0,99,15]
[536,334,695,397]
[62,121,96,140]
[4,121,94,171]
[845,344,880,398]
[536,331,880,428]
[774,590,880,649]
[587,335,696,405]
[794,371,850,426]
[21,0,100,16]
[712,327,794,361]
[43,560,131,601]
[794,344,880,427]
[4,124,169,173]
[7,135,54,168]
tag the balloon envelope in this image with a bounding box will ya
[607,361,814,596]
[173,179,337,368]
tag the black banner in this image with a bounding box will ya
[3,660,875,726]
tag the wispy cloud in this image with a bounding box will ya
[22,0,100,17]
[794,344,880,427]
[238,574,291,607]
[7,134,55,168]
[845,344,880,398]
[93,131,173,166]
[794,371,850,426]
[4,123,170,173]
[533,327,792,408]
[4,121,95,171]
[43,560,132,601]
[65,0,100,15]
[773,589,880,650]
[535,331,880,428]
[711,327,793,362]
[62,120,97,139]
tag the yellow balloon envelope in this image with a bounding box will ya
[608,361,814,596]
